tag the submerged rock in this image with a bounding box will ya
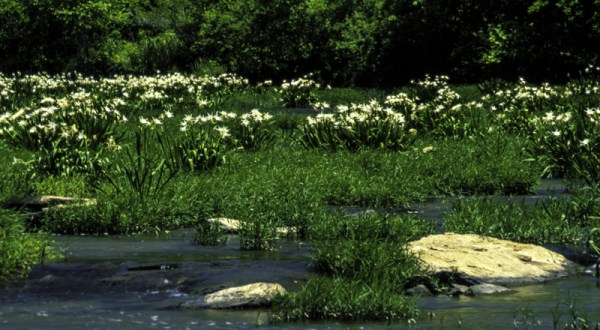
[406,284,432,296]
[3,195,95,211]
[465,283,512,296]
[207,218,296,236]
[207,218,241,233]
[180,282,286,309]
[447,283,469,297]
[408,233,577,284]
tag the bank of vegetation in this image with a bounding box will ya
[0,70,599,323]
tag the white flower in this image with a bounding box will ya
[314,102,330,111]
[336,105,349,113]
[139,117,149,125]
[216,126,230,138]
[552,130,561,137]
[581,138,590,146]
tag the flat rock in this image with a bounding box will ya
[408,233,577,284]
[180,282,286,309]
[207,218,296,236]
[207,218,242,233]
[447,283,470,297]
[466,283,512,296]
[3,195,95,211]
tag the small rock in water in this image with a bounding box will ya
[37,274,60,284]
[207,217,295,236]
[465,283,512,296]
[3,195,95,211]
[180,282,286,309]
[406,284,432,296]
[447,283,469,297]
[207,218,241,233]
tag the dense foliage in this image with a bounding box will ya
[1,71,600,323]
[1,0,599,86]
[0,209,61,280]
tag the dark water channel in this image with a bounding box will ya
[1,179,599,329]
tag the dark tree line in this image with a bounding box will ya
[0,0,598,86]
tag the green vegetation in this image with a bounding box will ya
[271,212,433,322]
[0,209,61,280]
[270,276,419,323]
[444,196,599,245]
[1,71,600,324]
[1,1,600,325]
[1,0,599,85]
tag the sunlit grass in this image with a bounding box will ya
[2,71,600,322]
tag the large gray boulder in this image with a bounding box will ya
[180,282,286,309]
[408,233,577,284]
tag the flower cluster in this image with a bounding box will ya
[531,106,600,179]
[410,75,454,102]
[482,78,564,134]
[0,92,127,151]
[0,72,250,115]
[301,100,412,151]
[279,73,321,108]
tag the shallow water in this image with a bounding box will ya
[1,179,599,329]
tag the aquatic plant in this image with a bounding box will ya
[191,220,227,246]
[176,112,234,172]
[229,109,276,151]
[589,227,600,281]
[101,118,179,204]
[300,100,415,151]
[531,105,600,183]
[0,93,126,177]
[278,73,323,108]
[270,276,419,323]
[444,198,586,245]
[482,78,564,134]
[0,209,61,280]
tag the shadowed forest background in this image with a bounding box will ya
[1,0,599,86]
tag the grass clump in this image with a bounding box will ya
[191,220,227,246]
[444,194,600,245]
[0,209,61,280]
[270,276,419,323]
[270,212,434,323]
[416,134,540,195]
[42,196,202,235]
